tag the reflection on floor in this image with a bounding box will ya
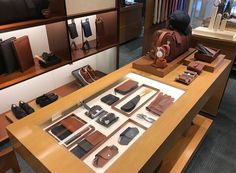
[119,37,143,68]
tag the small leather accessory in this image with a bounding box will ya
[85,131,106,146]
[114,80,139,95]
[97,113,119,127]
[13,36,34,72]
[36,93,58,107]
[121,88,152,112]
[187,61,205,74]
[68,19,78,39]
[19,101,34,115]
[0,37,19,73]
[176,70,198,85]
[85,105,104,119]
[146,92,174,115]
[11,104,27,119]
[93,145,119,168]
[35,52,61,68]
[81,18,92,38]
[61,117,84,133]
[119,127,139,145]
[101,94,120,106]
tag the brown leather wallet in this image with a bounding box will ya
[146,92,174,115]
[12,36,34,72]
[93,145,118,168]
[176,70,198,85]
[61,116,85,133]
[114,80,138,95]
[85,131,106,146]
[187,61,205,74]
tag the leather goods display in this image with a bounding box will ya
[81,18,92,38]
[121,88,152,112]
[68,19,78,39]
[0,37,19,73]
[101,94,120,106]
[85,105,104,119]
[36,93,58,107]
[195,44,221,63]
[51,125,72,141]
[96,17,105,48]
[13,36,34,72]
[61,117,85,133]
[150,28,191,62]
[96,113,119,127]
[0,0,50,25]
[114,80,139,95]
[35,52,61,68]
[187,62,205,74]
[71,131,106,159]
[119,127,139,145]
[146,92,174,115]
[176,70,198,85]
[93,145,118,168]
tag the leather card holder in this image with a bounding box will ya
[61,116,85,133]
[114,80,138,95]
[101,94,120,106]
[85,131,106,146]
[93,145,119,168]
[119,127,139,145]
[13,36,34,72]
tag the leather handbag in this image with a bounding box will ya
[13,36,34,72]
[93,145,118,168]
[81,18,92,38]
[0,0,50,25]
[149,28,191,62]
[0,37,19,73]
[68,19,78,39]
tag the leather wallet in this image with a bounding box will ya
[176,70,198,85]
[146,92,174,115]
[187,62,205,74]
[61,116,85,133]
[51,125,72,140]
[13,36,34,72]
[96,113,119,127]
[0,37,19,73]
[101,94,120,106]
[68,20,78,39]
[85,131,106,146]
[93,145,118,168]
[119,127,139,145]
[114,80,138,95]
[81,18,92,38]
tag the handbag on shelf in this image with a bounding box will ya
[68,19,78,39]
[81,18,92,38]
[0,0,50,25]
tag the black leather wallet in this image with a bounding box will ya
[96,113,119,127]
[68,20,78,39]
[101,94,120,106]
[81,18,92,38]
[119,127,139,145]
[0,37,19,73]
[51,125,72,140]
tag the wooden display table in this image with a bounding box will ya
[7,54,231,173]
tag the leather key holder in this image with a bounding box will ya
[119,127,139,145]
[114,80,138,95]
[93,145,118,168]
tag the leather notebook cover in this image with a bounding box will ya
[13,36,34,72]
[61,116,85,132]
[0,37,19,73]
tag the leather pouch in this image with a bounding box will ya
[68,20,78,39]
[13,36,34,71]
[93,145,118,168]
[96,113,119,127]
[61,117,85,133]
[114,80,138,95]
[119,127,139,145]
[0,37,18,73]
[187,61,204,74]
[101,94,119,106]
[81,18,92,38]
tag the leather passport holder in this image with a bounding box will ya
[187,61,205,74]
[13,36,34,71]
[85,131,106,146]
[114,80,138,95]
[101,94,120,106]
[93,145,119,168]
[61,116,85,133]
[0,37,19,73]
[81,18,92,38]
[119,127,139,145]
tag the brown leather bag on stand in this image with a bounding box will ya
[149,28,191,62]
